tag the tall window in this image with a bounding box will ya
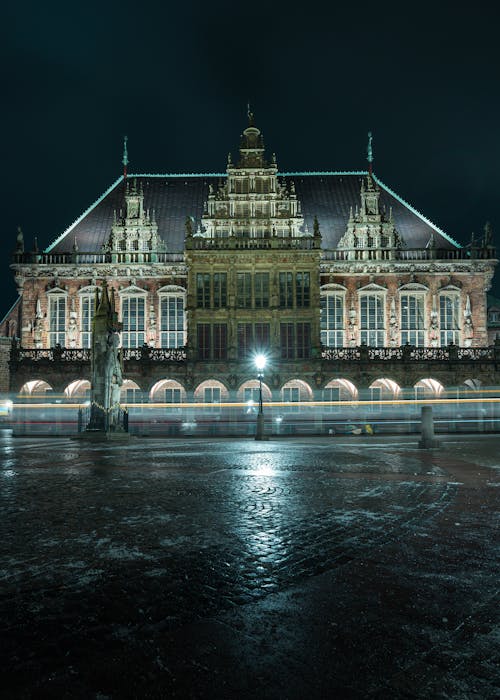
[48,294,66,347]
[254,323,270,352]
[254,272,269,308]
[321,293,344,347]
[400,293,425,346]
[237,273,252,308]
[296,272,310,307]
[121,295,145,347]
[196,273,210,308]
[80,294,94,348]
[160,294,185,348]
[238,323,253,358]
[213,273,227,308]
[280,323,295,359]
[213,324,227,360]
[197,324,210,360]
[296,323,311,359]
[360,294,385,346]
[440,293,460,345]
[279,272,293,308]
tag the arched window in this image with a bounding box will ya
[119,286,147,348]
[158,286,186,348]
[47,289,67,347]
[439,289,460,346]
[78,286,97,348]
[359,285,386,346]
[320,286,345,347]
[399,286,427,346]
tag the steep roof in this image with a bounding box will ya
[46,172,459,254]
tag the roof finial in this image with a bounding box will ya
[367,131,373,175]
[16,226,24,253]
[122,135,129,179]
[247,102,254,126]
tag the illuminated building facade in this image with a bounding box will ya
[1,115,499,406]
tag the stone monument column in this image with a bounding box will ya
[86,281,124,434]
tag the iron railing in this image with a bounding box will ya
[12,344,498,364]
[321,346,497,361]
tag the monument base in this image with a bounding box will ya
[418,437,441,449]
[74,429,132,442]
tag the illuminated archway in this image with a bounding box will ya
[281,379,313,403]
[463,378,482,391]
[194,380,229,403]
[237,379,272,403]
[414,378,444,398]
[64,379,90,400]
[323,378,358,401]
[121,379,143,403]
[150,379,186,403]
[369,378,401,399]
[19,380,53,396]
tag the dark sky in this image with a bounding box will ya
[2,0,500,313]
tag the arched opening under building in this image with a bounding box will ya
[150,379,186,403]
[121,379,143,403]
[19,380,54,397]
[323,378,358,402]
[414,378,444,399]
[281,379,313,412]
[369,378,401,400]
[64,379,90,400]
[237,379,272,405]
[194,380,229,404]
[463,378,482,392]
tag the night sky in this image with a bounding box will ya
[2,0,500,313]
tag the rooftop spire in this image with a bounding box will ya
[122,136,129,179]
[247,102,254,127]
[367,131,374,175]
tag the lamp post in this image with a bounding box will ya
[254,354,267,441]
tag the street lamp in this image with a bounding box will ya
[254,353,267,441]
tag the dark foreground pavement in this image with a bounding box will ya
[0,430,499,699]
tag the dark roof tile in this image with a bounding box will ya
[47,173,458,253]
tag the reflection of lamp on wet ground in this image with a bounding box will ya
[254,354,267,441]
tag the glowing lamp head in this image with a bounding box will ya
[254,354,267,372]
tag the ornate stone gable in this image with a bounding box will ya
[200,115,307,241]
[104,179,166,261]
[337,174,404,257]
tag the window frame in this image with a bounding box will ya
[158,286,186,349]
[120,287,147,348]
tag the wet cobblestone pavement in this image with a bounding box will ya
[0,430,499,699]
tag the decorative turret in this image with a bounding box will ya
[104,178,166,261]
[360,173,382,219]
[337,166,405,258]
[238,110,266,169]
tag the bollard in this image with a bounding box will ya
[418,405,441,449]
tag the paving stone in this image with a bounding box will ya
[0,430,498,698]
